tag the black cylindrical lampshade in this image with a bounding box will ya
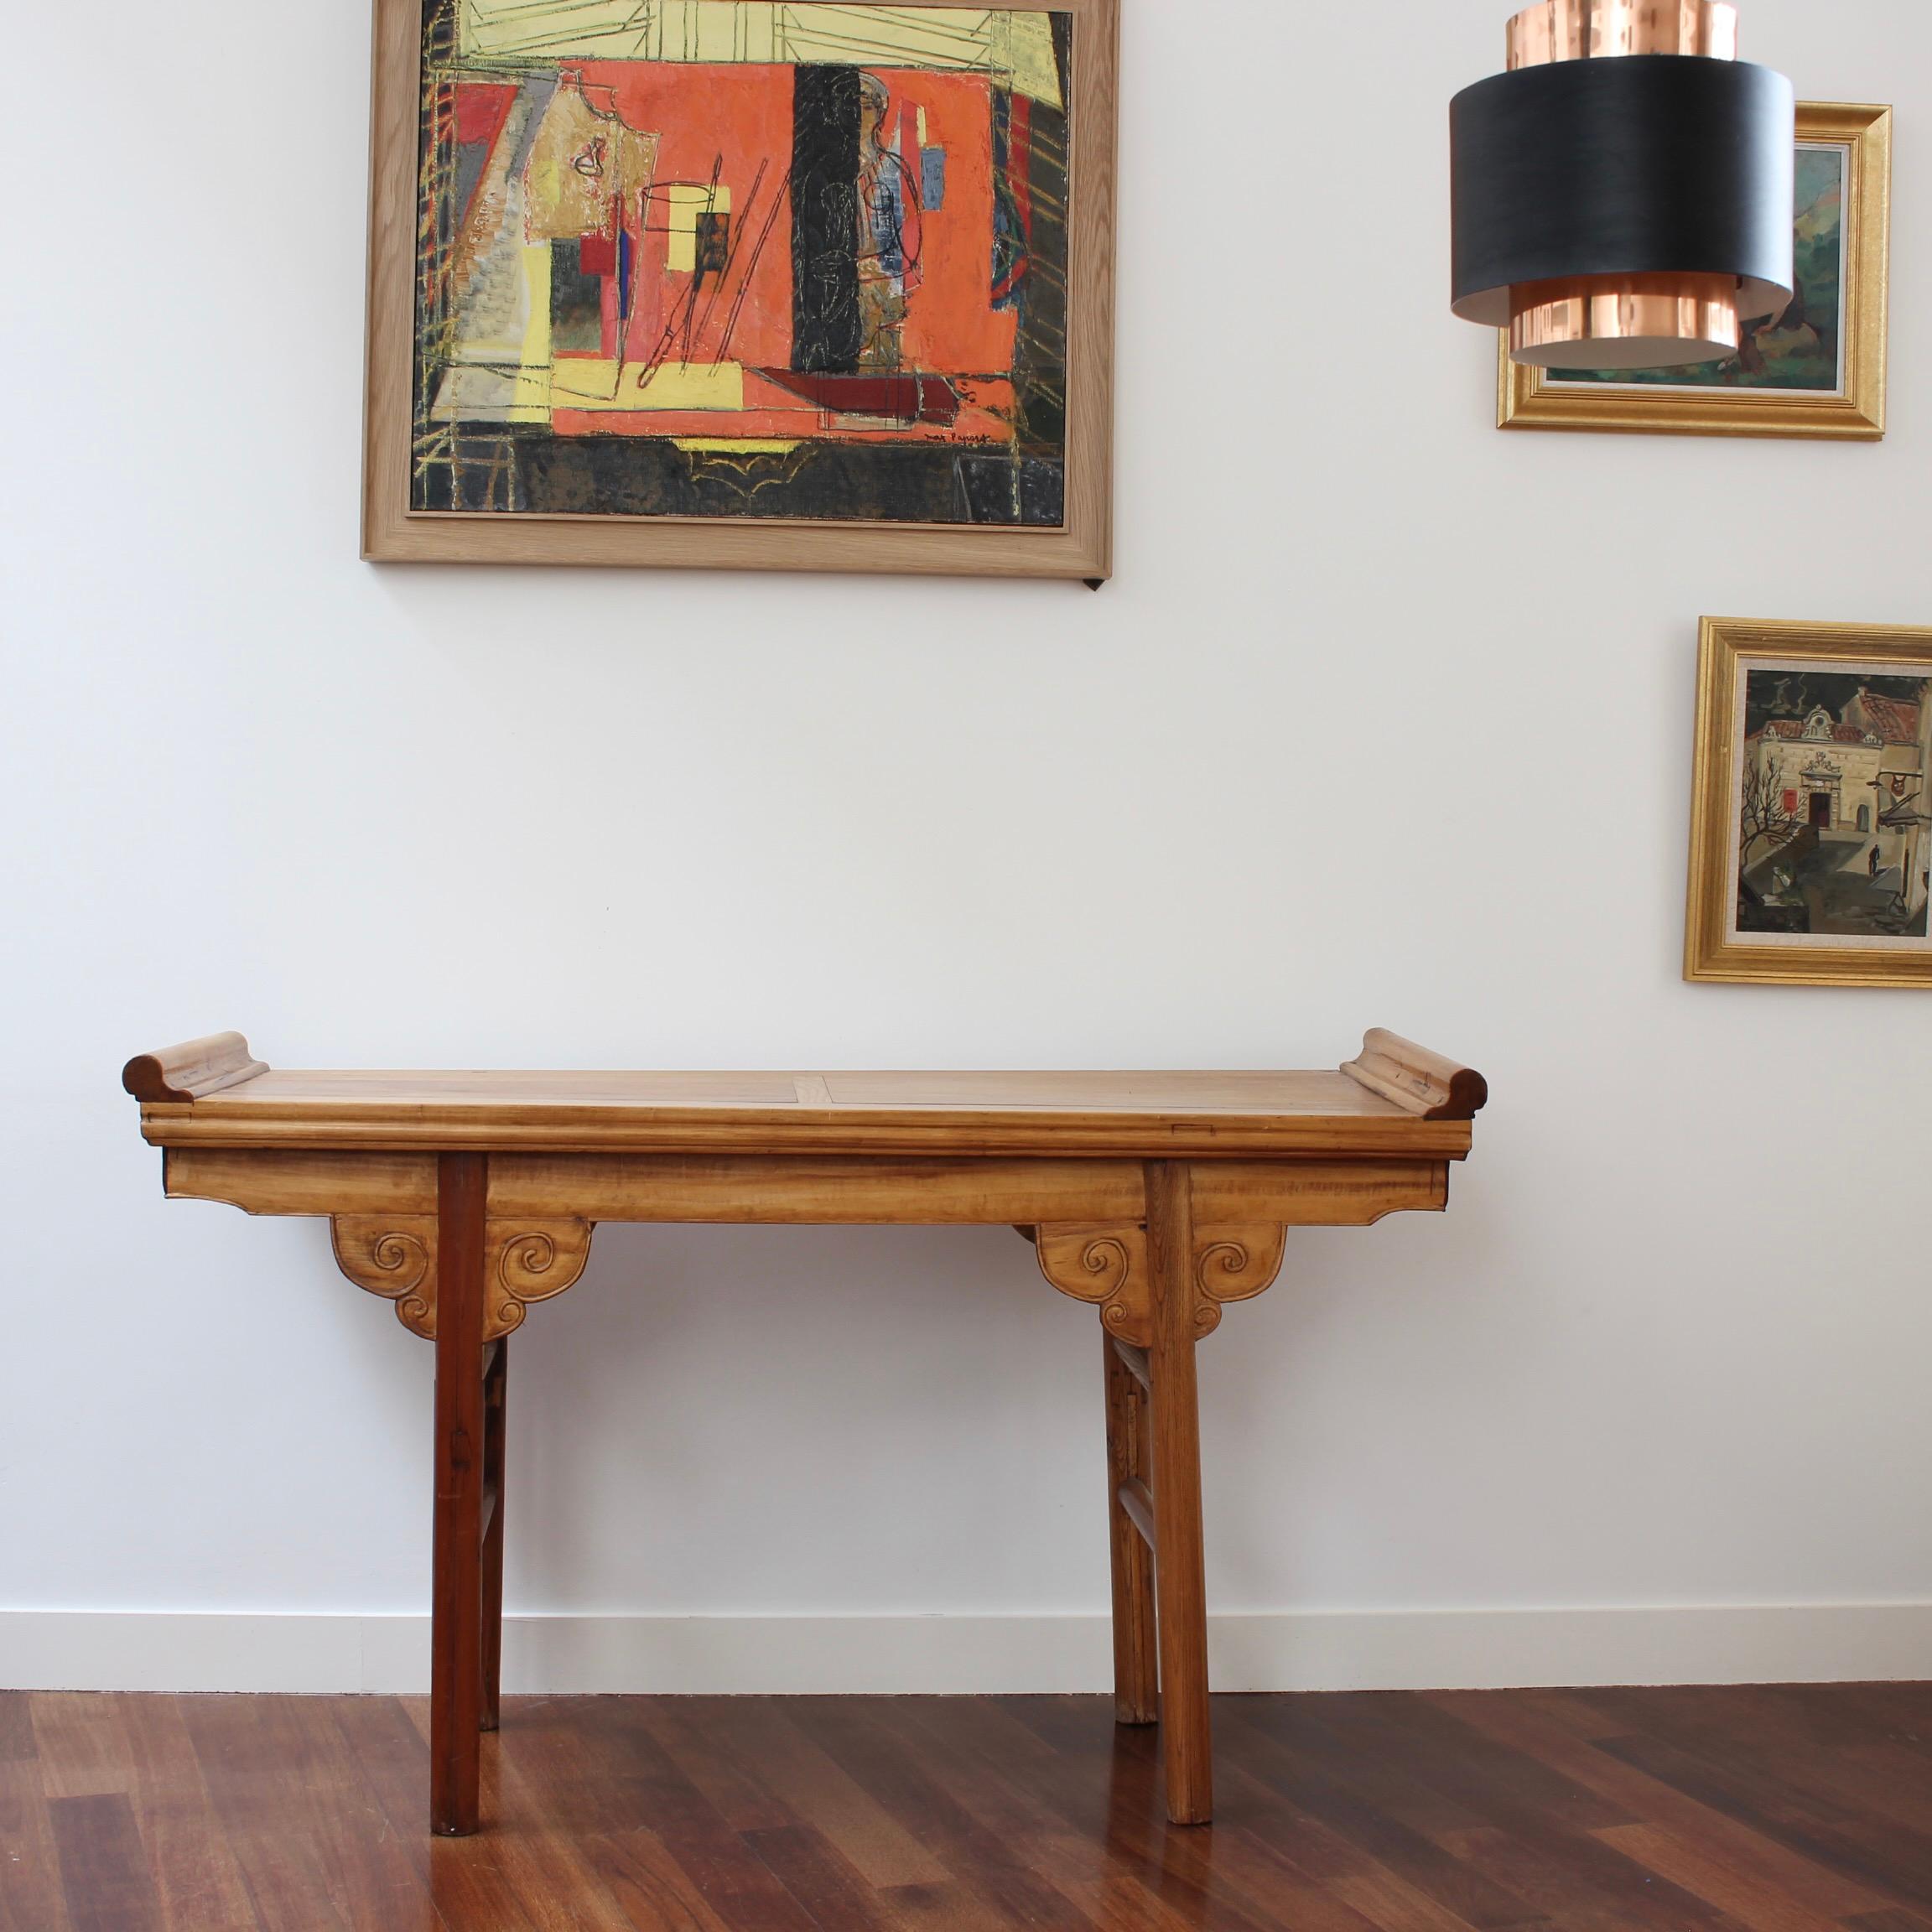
[1452,54,1795,361]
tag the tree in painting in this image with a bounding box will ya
[414,2,1072,526]
[1737,670,1932,938]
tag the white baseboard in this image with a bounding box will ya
[3,1604,1928,1697]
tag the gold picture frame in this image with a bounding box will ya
[1687,618,1932,989]
[361,0,1119,578]
[1502,103,1891,441]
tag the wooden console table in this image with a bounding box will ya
[122,1030,1487,1836]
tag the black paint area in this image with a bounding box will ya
[791,65,862,374]
[694,211,730,288]
[416,432,1063,527]
[1012,75,1070,460]
[548,239,604,354]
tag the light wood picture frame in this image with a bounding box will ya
[1502,104,1891,442]
[1686,617,1932,989]
[362,0,1118,577]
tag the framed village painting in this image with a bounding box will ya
[362,0,1118,576]
[1687,619,1932,989]
[1502,104,1891,441]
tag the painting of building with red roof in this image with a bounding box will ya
[1739,673,1929,938]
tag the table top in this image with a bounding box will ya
[124,1031,1487,1158]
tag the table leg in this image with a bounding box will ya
[431,1152,487,1836]
[1104,1328,1158,1725]
[480,1335,508,1735]
[1145,1159,1213,1826]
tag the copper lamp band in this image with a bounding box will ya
[1507,2,1738,69]
[1509,273,1740,365]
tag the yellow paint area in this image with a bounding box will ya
[459,3,1064,110]
[548,361,747,411]
[512,243,553,420]
[981,13,1063,107]
[639,361,744,409]
[658,184,731,273]
[673,439,803,454]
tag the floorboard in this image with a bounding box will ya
[0,1685,1924,1931]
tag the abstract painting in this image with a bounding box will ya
[1501,104,1890,441]
[363,0,1118,574]
[1686,620,1932,989]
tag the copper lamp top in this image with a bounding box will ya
[1506,1,1738,68]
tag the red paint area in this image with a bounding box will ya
[454,83,517,148]
[579,63,797,372]
[576,233,619,276]
[1007,95,1033,242]
[551,371,1014,444]
[760,370,962,426]
[891,71,1013,377]
[561,62,1016,444]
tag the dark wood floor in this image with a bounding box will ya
[10,1684,1932,1931]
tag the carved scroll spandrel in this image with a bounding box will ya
[333,1216,439,1340]
[1036,1226,1151,1347]
[330,1216,596,1340]
[1035,1223,1291,1343]
[485,1220,594,1339]
[1192,1226,1288,1337]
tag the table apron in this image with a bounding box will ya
[165,1149,1450,1228]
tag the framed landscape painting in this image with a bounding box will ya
[1687,618,1932,989]
[363,0,1118,576]
[1502,104,1891,441]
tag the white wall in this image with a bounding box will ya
[4,0,1930,1694]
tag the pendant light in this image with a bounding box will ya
[1451,2,1795,368]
